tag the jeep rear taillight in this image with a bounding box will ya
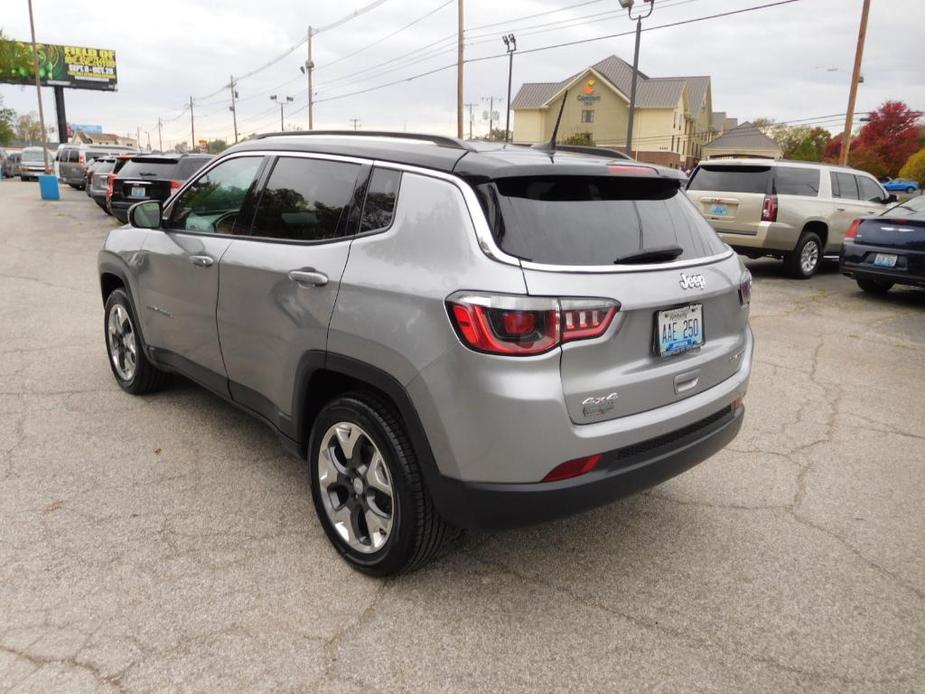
[761,194,778,222]
[739,269,752,306]
[447,293,618,356]
[106,173,115,199]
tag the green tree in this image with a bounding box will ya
[0,96,15,146]
[206,139,227,154]
[898,147,925,187]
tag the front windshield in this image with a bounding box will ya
[22,151,45,162]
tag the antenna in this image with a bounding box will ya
[531,88,568,153]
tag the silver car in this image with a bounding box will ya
[98,132,753,575]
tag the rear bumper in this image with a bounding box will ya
[717,221,798,253]
[431,403,744,531]
[840,243,925,286]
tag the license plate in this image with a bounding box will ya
[709,204,728,216]
[872,253,897,268]
[130,186,146,198]
[657,304,704,357]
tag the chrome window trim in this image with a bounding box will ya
[171,149,734,272]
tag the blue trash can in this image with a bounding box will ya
[38,174,60,200]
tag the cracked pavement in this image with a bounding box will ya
[1,180,923,692]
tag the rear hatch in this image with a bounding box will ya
[114,157,180,204]
[477,170,750,425]
[686,164,772,235]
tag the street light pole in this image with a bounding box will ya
[229,75,239,143]
[26,0,51,173]
[620,0,655,158]
[502,34,517,143]
[271,95,294,131]
[307,26,315,130]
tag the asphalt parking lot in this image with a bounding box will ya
[1,179,923,693]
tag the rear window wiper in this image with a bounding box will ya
[614,245,684,264]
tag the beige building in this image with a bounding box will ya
[701,121,782,160]
[72,130,137,147]
[511,55,732,169]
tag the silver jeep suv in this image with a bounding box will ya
[98,132,753,575]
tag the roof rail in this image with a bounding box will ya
[250,130,475,151]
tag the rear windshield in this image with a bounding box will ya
[687,165,771,194]
[94,161,115,174]
[118,159,178,179]
[175,157,211,180]
[477,176,726,266]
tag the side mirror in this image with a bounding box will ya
[883,194,897,204]
[128,200,163,229]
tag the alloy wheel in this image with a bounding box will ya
[107,304,137,381]
[800,240,819,275]
[317,422,395,554]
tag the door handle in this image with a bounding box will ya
[190,255,214,267]
[288,269,329,287]
[835,207,846,212]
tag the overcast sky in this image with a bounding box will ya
[1,0,923,147]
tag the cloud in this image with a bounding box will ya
[2,0,922,146]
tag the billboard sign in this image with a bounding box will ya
[68,123,103,134]
[0,41,118,91]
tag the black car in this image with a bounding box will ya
[109,153,213,223]
[840,196,925,293]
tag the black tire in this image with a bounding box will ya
[103,288,167,395]
[783,231,823,279]
[309,393,453,576]
[857,277,893,294]
[906,187,915,194]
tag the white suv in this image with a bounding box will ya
[686,159,895,278]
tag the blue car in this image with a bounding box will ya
[880,177,920,194]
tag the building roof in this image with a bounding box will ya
[702,121,781,153]
[511,55,710,115]
[510,81,565,110]
[635,78,686,108]
[711,111,727,131]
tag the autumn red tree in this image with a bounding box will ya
[853,101,922,176]
[823,102,922,177]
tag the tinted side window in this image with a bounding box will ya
[168,156,263,234]
[774,167,819,196]
[856,176,884,202]
[251,157,360,242]
[66,149,79,163]
[361,168,401,232]
[832,172,859,199]
[687,165,771,194]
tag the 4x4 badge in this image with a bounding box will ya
[679,273,705,290]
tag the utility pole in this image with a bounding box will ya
[229,75,240,143]
[136,127,141,150]
[146,131,151,151]
[502,34,517,143]
[26,0,51,173]
[840,0,871,166]
[307,26,315,130]
[189,96,196,150]
[465,103,477,140]
[157,117,163,152]
[620,0,655,157]
[271,95,294,131]
[457,0,464,139]
[349,118,361,131]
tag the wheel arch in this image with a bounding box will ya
[293,353,450,514]
[801,219,828,249]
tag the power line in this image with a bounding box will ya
[316,0,802,103]
[191,0,394,101]
[323,0,454,70]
